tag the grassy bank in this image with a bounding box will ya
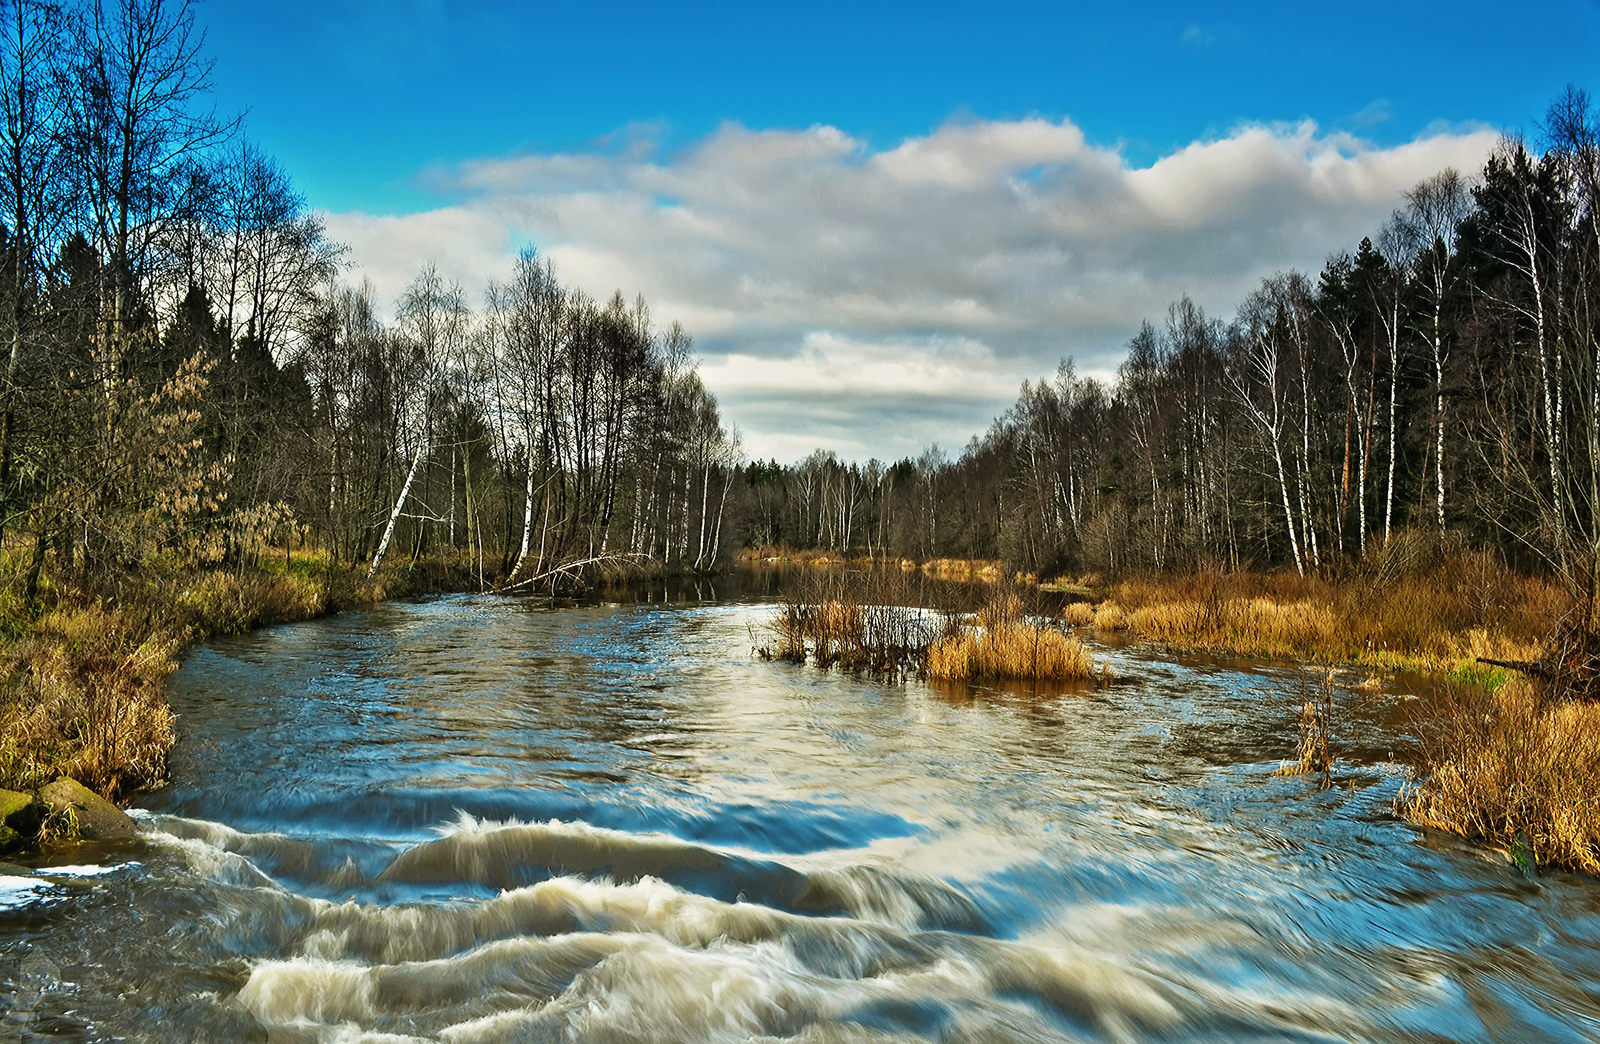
[0,551,381,802]
[1400,675,1600,873]
[1048,542,1600,873]
[0,544,692,812]
[1068,539,1562,679]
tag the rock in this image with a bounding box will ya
[0,789,40,849]
[35,778,137,842]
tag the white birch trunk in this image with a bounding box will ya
[368,435,428,579]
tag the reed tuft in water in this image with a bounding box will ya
[925,593,1097,682]
[1274,670,1335,787]
[762,572,1104,683]
[756,567,934,676]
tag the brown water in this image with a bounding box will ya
[3,578,1600,1042]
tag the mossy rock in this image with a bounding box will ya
[36,778,137,842]
[0,789,39,849]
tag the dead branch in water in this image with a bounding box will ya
[494,553,650,594]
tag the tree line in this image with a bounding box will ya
[0,0,740,593]
[740,89,1600,606]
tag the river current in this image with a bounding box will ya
[3,578,1600,1042]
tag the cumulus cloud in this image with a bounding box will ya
[324,116,1498,462]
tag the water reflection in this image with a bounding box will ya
[0,583,1596,1041]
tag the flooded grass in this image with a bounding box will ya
[756,566,936,675]
[926,593,1097,682]
[760,571,1104,682]
[1273,670,1336,786]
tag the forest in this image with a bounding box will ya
[0,0,742,601]
[744,88,1600,613]
[7,0,1598,613]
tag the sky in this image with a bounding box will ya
[201,0,1600,463]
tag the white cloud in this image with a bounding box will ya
[325,116,1499,462]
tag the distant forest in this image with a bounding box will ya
[746,88,1600,597]
[3,0,1596,597]
[0,0,742,592]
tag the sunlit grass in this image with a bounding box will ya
[763,574,1104,683]
[1095,536,1559,672]
[0,546,372,801]
[926,594,1096,682]
[1402,676,1600,874]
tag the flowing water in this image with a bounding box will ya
[4,577,1600,1042]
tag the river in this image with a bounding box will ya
[2,577,1599,1042]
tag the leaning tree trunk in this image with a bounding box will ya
[368,435,429,579]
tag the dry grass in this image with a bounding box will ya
[922,558,1005,581]
[1402,676,1600,873]
[1063,601,1095,627]
[0,552,369,802]
[763,573,1105,683]
[1099,535,1561,671]
[926,594,1096,682]
[757,567,935,675]
[1093,602,1126,632]
[0,601,179,798]
[1274,670,1335,785]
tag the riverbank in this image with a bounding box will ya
[1081,561,1600,872]
[1075,547,1561,680]
[0,545,711,844]
[1055,554,1600,871]
[0,552,380,808]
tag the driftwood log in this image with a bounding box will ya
[1475,656,1554,680]
[1478,625,1600,699]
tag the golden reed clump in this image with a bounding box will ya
[1092,602,1125,632]
[925,620,1095,681]
[926,593,1099,682]
[1401,677,1600,874]
[761,574,1105,683]
[756,567,931,675]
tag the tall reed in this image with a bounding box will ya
[926,592,1096,682]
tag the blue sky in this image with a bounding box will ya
[202,0,1600,462]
